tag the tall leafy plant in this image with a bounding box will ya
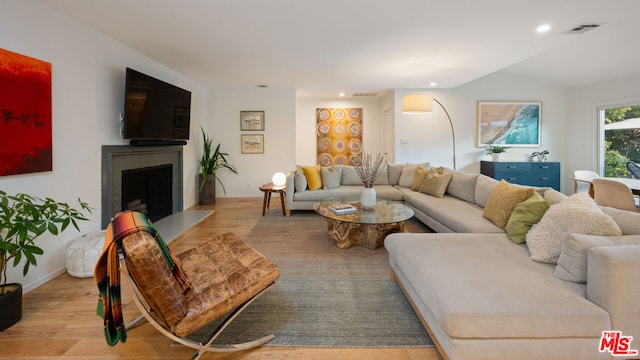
[0,191,91,293]
[198,126,238,195]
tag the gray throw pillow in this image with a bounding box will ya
[321,167,341,189]
[554,233,640,283]
[294,171,308,192]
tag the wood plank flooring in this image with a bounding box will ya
[0,198,442,360]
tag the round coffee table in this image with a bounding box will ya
[313,198,414,249]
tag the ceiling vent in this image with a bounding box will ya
[564,23,603,34]
[352,92,378,97]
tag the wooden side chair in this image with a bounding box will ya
[95,211,280,360]
[592,178,639,212]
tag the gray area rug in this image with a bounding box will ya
[190,211,433,347]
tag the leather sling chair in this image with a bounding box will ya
[95,211,280,360]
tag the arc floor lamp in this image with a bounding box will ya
[402,93,456,170]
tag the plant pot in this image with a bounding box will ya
[199,173,216,205]
[360,187,376,209]
[492,153,502,162]
[0,283,22,331]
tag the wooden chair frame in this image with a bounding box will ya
[120,257,276,360]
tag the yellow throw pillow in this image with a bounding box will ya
[418,172,453,198]
[483,180,534,229]
[302,165,323,191]
[411,166,443,191]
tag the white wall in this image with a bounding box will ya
[208,85,296,197]
[0,1,209,292]
[295,97,385,166]
[394,73,567,189]
[565,74,640,178]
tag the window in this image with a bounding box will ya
[599,104,640,177]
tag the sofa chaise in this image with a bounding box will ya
[288,162,640,359]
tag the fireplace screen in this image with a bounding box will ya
[121,164,173,222]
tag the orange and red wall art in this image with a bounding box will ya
[0,48,52,176]
[316,108,362,166]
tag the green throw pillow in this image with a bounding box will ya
[505,192,550,244]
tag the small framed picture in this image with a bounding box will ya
[240,111,265,131]
[241,134,264,154]
[477,101,542,147]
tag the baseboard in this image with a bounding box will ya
[22,267,67,294]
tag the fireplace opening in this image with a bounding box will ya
[122,164,173,222]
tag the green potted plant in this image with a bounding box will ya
[198,126,238,205]
[0,191,91,331]
[485,145,509,162]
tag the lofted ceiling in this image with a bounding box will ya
[38,0,640,97]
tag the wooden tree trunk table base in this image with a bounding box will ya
[325,219,405,250]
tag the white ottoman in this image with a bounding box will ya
[65,230,106,278]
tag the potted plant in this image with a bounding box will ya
[0,191,91,331]
[485,145,509,162]
[198,126,238,205]
[531,150,549,162]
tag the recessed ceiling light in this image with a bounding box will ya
[536,24,551,33]
[430,82,437,87]
[339,92,345,97]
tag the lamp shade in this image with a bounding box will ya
[402,94,433,114]
[272,172,286,188]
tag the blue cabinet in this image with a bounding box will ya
[480,161,560,191]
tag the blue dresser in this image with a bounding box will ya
[480,161,560,191]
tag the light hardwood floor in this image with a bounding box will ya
[0,198,442,360]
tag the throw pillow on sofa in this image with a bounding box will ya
[505,192,550,244]
[294,170,308,192]
[526,193,622,264]
[302,165,323,190]
[398,163,429,188]
[321,166,341,189]
[554,233,640,283]
[418,172,453,198]
[411,166,443,191]
[483,180,534,229]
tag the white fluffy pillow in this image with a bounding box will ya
[526,193,622,264]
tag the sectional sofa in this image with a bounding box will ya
[287,163,640,360]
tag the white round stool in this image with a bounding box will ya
[65,230,106,278]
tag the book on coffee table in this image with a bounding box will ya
[328,203,357,215]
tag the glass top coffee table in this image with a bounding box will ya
[313,198,414,250]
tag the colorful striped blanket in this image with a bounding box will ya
[93,211,191,346]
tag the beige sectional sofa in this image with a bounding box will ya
[288,163,640,360]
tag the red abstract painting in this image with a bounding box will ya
[0,48,52,176]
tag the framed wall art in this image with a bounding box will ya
[0,48,52,176]
[316,107,362,166]
[241,134,264,154]
[477,101,541,147]
[240,111,265,131]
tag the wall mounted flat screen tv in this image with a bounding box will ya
[123,68,191,141]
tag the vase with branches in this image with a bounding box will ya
[351,152,389,208]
